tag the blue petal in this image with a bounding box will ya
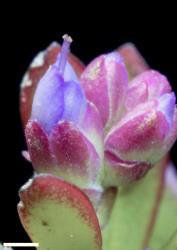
[158,92,176,128]
[62,80,86,123]
[55,55,79,82]
[31,66,64,134]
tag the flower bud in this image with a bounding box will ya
[125,70,172,111]
[104,91,177,184]
[25,35,103,189]
[20,41,85,127]
[80,52,128,128]
[31,65,86,134]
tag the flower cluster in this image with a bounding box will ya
[22,35,177,187]
[18,35,177,250]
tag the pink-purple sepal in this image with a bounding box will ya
[104,151,151,185]
[104,92,177,183]
[80,52,128,128]
[125,70,172,111]
[25,118,103,189]
[105,99,176,161]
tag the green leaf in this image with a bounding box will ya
[18,174,102,250]
[161,232,177,250]
[149,166,177,250]
[102,158,167,250]
[96,187,117,229]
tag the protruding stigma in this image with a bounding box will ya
[56,34,73,75]
[62,34,73,43]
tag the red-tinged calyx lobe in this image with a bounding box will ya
[25,121,53,168]
[80,52,128,129]
[49,121,101,187]
[25,120,102,189]
[20,38,85,127]
[104,151,151,186]
[18,175,102,250]
[117,42,149,79]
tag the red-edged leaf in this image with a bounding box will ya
[18,175,102,250]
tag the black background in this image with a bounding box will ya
[1,5,177,247]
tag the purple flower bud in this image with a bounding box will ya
[104,70,177,184]
[31,35,86,134]
[25,35,103,189]
[124,70,172,111]
[62,80,86,124]
[24,37,177,186]
[31,66,64,134]
[80,52,128,128]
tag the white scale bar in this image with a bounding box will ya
[3,243,39,247]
